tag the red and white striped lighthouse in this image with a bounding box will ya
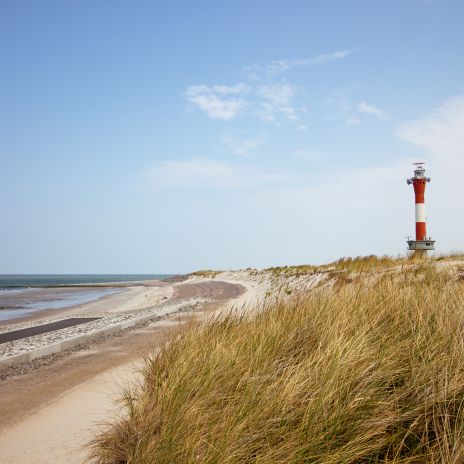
[406,162,435,255]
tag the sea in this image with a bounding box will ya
[0,274,173,322]
[0,274,172,290]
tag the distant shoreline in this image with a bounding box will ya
[0,274,180,291]
[0,286,124,323]
[0,274,187,292]
[1,282,163,289]
[0,275,188,324]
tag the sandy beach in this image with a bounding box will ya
[0,275,250,463]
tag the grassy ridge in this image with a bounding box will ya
[265,255,398,276]
[92,263,464,463]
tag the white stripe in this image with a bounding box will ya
[415,203,426,223]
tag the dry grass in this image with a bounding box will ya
[434,252,464,262]
[329,255,399,272]
[265,255,400,277]
[189,270,223,278]
[263,253,464,278]
[265,264,319,277]
[91,264,464,463]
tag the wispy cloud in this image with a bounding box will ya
[185,81,302,125]
[257,84,298,122]
[184,84,249,121]
[327,93,392,126]
[357,101,391,120]
[185,48,358,125]
[220,135,265,156]
[395,95,464,159]
[145,158,286,189]
[326,93,361,126]
[244,48,359,80]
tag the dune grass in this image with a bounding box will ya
[190,270,224,278]
[265,255,399,277]
[330,255,399,272]
[264,253,464,277]
[91,263,464,463]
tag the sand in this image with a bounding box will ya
[0,361,133,463]
[0,277,250,463]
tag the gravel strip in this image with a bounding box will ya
[0,296,208,359]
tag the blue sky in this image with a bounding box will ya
[1,1,463,273]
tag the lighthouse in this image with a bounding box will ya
[406,162,435,256]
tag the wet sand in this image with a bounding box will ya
[0,280,169,326]
[173,280,244,301]
[0,287,120,324]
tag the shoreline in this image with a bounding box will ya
[0,274,250,463]
[0,278,176,289]
[0,286,126,326]
[0,276,249,378]
[0,279,173,326]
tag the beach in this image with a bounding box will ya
[1,263,458,463]
[0,274,253,463]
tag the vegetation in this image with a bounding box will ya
[329,254,399,271]
[189,270,223,278]
[265,264,319,277]
[265,255,400,277]
[191,254,463,280]
[92,261,464,463]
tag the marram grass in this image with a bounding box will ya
[91,265,464,463]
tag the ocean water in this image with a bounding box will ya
[0,274,172,290]
[0,274,173,322]
[0,288,123,321]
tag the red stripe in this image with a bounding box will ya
[413,179,426,203]
[416,222,427,241]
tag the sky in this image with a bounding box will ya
[0,0,463,274]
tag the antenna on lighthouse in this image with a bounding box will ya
[406,162,435,258]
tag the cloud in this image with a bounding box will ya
[185,81,301,125]
[241,64,262,82]
[327,94,392,126]
[357,101,391,120]
[184,84,248,121]
[301,49,357,65]
[268,48,356,74]
[185,48,358,125]
[395,95,464,160]
[257,84,298,122]
[254,48,358,78]
[220,135,265,156]
[146,158,286,189]
[326,93,361,126]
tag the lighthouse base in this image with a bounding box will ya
[407,240,435,252]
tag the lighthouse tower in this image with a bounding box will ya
[406,162,435,257]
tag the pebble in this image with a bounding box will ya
[0,297,208,360]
